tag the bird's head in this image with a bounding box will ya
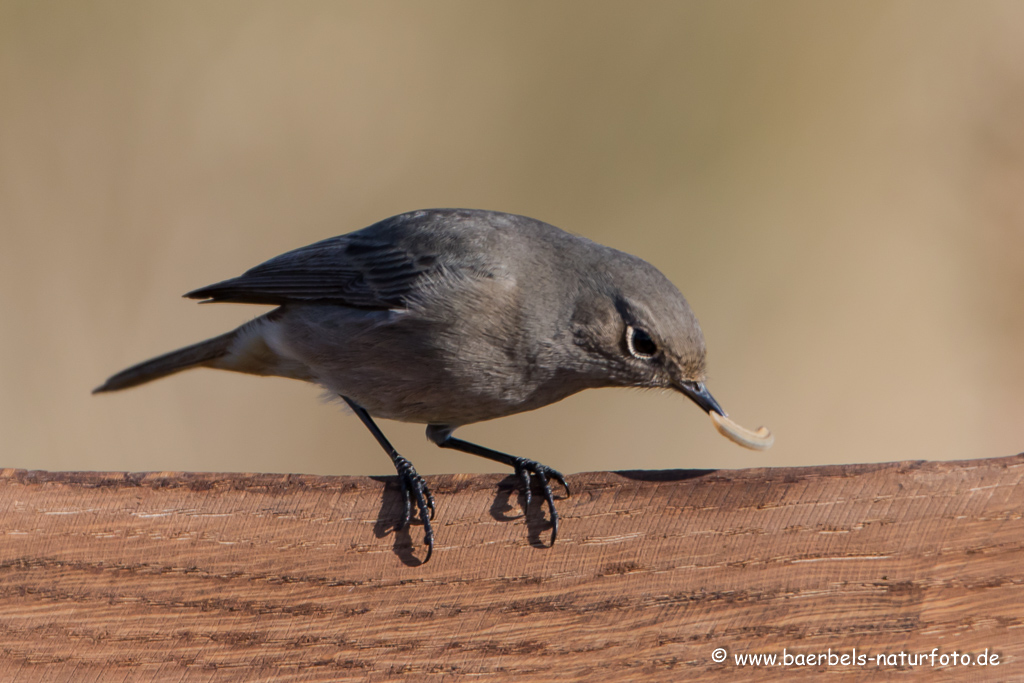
[568,252,714,401]
[565,248,772,449]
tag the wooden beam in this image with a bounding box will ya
[0,455,1021,680]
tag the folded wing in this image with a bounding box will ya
[185,234,439,310]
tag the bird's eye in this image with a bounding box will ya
[626,325,658,359]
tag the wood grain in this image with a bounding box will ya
[0,455,1021,681]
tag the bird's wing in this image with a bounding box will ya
[184,233,440,309]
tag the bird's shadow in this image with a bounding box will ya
[370,474,560,564]
[370,469,714,565]
[613,468,715,482]
[370,476,430,567]
[488,475,557,550]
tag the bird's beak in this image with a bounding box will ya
[674,380,726,416]
[675,380,775,450]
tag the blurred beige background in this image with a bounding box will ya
[1,1,1022,477]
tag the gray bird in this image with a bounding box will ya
[95,209,770,562]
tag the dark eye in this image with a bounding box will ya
[626,325,658,359]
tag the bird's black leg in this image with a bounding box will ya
[342,396,434,562]
[425,425,569,544]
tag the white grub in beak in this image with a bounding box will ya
[709,411,774,450]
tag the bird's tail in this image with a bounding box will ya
[92,329,238,393]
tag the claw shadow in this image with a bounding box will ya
[486,470,715,550]
[489,475,559,549]
[369,475,430,567]
[366,471,708,563]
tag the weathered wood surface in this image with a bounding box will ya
[0,455,1021,681]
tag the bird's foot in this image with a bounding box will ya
[393,455,435,562]
[510,458,570,544]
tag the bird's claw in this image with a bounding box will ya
[511,458,569,544]
[393,455,435,562]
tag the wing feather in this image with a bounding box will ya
[184,234,436,309]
